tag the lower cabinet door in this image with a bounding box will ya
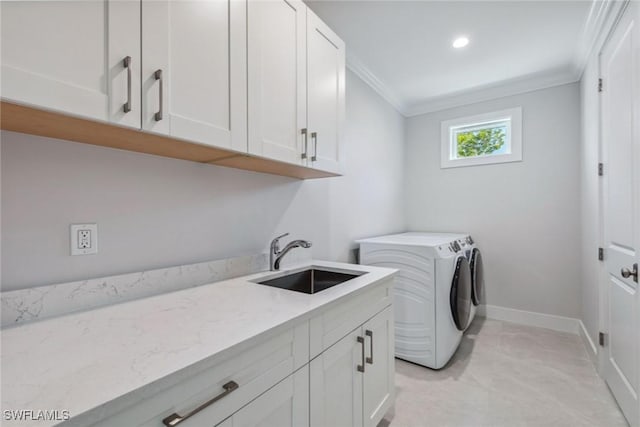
[230,367,309,427]
[310,329,364,427]
[363,306,395,427]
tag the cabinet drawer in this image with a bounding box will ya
[309,279,392,358]
[92,322,308,427]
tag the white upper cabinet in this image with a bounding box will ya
[306,9,345,174]
[0,0,141,129]
[247,2,345,170]
[142,0,247,151]
[247,0,307,165]
[1,0,345,177]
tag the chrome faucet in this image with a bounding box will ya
[270,233,312,271]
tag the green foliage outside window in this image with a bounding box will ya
[456,126,506,158]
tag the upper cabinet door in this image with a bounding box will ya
[306,10,345,174]
[0,0,141,128]
[247,0,307,165]
[142,0,247,152]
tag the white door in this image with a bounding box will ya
[247,0,307,164]
[142,0,247,151]
[363,306,395,427]
[306,9,345,174]
[600,2,640,426]
[231,368,309,427]
[0,0,140,128]
[310,328,364,427]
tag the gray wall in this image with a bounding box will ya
[1,70,405,291]
[404,83,582,318]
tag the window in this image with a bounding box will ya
[440,107,522,168]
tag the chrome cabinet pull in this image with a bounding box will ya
[311,132,318,161]
[154,69,163,121]
[365,330,373,364]
[301,128,308,159]
[621,263,638,283]
[162,381,239,427]
[123,56,132,113]
[357,336,365,372]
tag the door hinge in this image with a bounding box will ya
[598,78,603,92]
[598,247,604,261]
[599,332,606,347]
[598,163,604,176]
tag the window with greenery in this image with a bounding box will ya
[441,108,522,168]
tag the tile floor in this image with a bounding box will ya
[382,318,628,427]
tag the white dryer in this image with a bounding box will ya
[405,233,483,330]
[463,237,484,329]
[357,233,472,369]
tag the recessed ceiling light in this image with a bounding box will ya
[453,36,469,49]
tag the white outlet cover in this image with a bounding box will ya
[70,224,98,256]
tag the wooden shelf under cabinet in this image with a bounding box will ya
[0,101,339,180]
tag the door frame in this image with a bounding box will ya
[597,1,639,425]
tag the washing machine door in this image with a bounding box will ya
[450,255,472,331]
[470,248,484,306]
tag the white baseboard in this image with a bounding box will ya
[579,320,599,366]
[477,304,580,334]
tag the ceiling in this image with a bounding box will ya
[307,0,606,116]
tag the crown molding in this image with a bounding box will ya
[404,68,578,117]
[346,53,409,115]
[572,0,629,80]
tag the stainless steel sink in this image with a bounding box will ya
[255,268,365,294]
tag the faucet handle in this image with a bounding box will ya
[271,233,289,252]
[275,232,289,240]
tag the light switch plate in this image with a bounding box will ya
[70,224,98,255]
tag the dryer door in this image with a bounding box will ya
[470,248,484,306]
[450,255,471,331]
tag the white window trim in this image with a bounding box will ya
[440,107,522,169]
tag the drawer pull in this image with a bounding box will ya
[162,380,239,426]
[365,329,373,364]
[357,336,365,373]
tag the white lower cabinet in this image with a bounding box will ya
[90,323,308,427]
[90,280,393,427]
[310,328,364,427]
[310,306,395,427]
[363,306,395,427]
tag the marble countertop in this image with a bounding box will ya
[1,260,395,427]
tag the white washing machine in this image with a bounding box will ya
[357,233,472,369]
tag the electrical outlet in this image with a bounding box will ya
[71,224,98,255]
